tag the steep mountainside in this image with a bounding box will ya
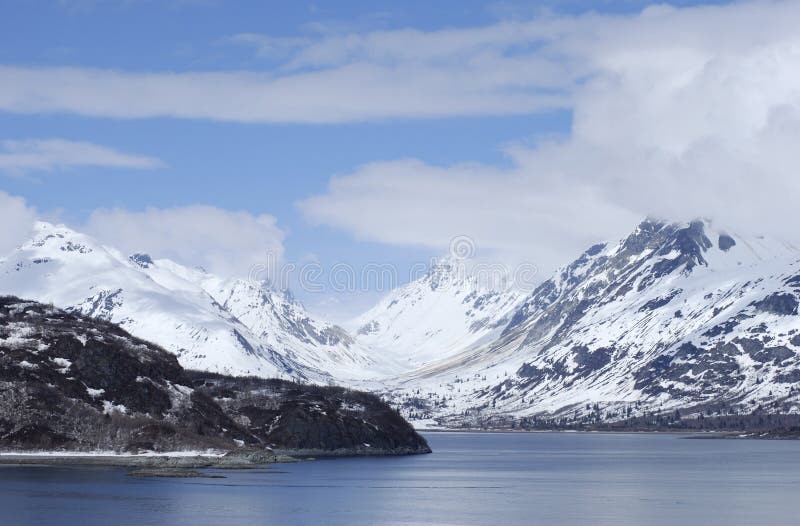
[0,222,380,381]
[350,257,523,370]
[379,220,800,428]
[0,297,429,455]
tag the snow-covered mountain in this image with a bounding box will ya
[0,222,382,381]
[379,219,800,427]
[349,256,523,370]
[7,218,800,430]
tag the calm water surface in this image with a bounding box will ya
[1,432,799,526]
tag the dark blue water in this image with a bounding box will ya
[1,432,799,525]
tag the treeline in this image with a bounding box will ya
[448,410,800,436]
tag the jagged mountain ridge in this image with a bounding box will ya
[0,222,379,381]
[379,219,800,427]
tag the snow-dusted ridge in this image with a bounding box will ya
[375,219,800,427]
[0,222,382,381]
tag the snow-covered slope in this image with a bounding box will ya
[0,222,381,381]
[350,257,523,370]
[379,220,800,427]
[9,219,800,430]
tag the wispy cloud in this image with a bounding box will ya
[7,2,800,127]
[0,139,163,176]
[0,63,568,123]
[226,33,310,59]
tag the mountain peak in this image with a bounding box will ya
[30,220,79,239]
[424,256,471,291]
[129,252,154,268]
[23,221,98,256]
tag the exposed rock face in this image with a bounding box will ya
[718,234,737,251]
[752,293,799,316]
[0,297,429,455]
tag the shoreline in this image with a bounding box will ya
[1,429,795,467]
[0,453,280,469]
[0,445,431,468]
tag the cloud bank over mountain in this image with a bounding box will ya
[298,1,800,271]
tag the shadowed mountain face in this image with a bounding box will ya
[0,297,429,455]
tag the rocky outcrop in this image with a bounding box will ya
[189,373,430,455]
[0,297,429,456]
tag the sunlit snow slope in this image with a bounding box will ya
[350,257,523,369]
[0,222,381,381]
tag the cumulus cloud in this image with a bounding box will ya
[298,159,640,272]
[0,192,37,255]
[0,139,163,176]
[298,1,800,271]
[85,206,285,277]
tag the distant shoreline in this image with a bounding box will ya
[417,428,800,439]
[418,428,702,435]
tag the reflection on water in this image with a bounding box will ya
[1,432,799,525]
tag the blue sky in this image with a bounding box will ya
[0,1,571,259]
[2,0,797,319]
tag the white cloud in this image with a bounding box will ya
[10,2,800,125]
[298,1,800,271]
[85,206,285,277]
[298,159,640,272]
[0,139,163,176]
[5,1,800,274]
[0,64,566,123]
[0,192,37,255]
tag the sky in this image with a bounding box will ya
[1,0,799,320]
